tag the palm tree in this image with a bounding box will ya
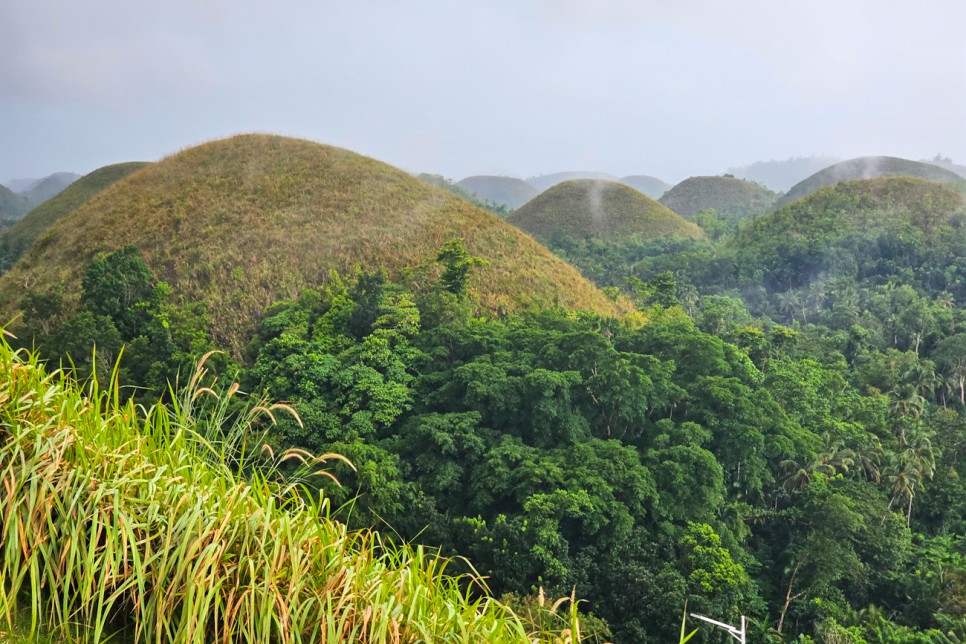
[886,432,937,524]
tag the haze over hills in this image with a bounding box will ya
[778,156,963,206]
[925,157,966,179]
[0,185,30,225]
[0,135,623,353]
[456,175,539,210]
[727,156,840,192]
[2,177,43,193]
[508,179,704,243]
[733,176,966,288]
[618,175,671,199]
[659,175,778,220]
[0,162,150,272]
[526,171,618,192]
[19,172,81,207]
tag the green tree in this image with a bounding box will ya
[436,238,488,297]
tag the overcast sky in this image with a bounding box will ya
[2,0,964,183]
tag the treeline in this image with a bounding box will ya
[15,232,966,642]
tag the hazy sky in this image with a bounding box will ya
[2,0,965,183]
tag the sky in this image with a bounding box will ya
[2,0,965,184]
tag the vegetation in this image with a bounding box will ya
[779,156,963,206]
[508,179,704,244]
[0,162,149,273]
[659,175,778,221]
[730,177,966,292]
[0,334,592,642]
[0,185,29,226]
[456,175,540,210]
[0,135,623,356]
[9,136,966,642]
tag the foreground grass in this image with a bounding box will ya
[0,340,576,643]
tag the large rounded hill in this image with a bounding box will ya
[508,179,704,243]
[456,176,539,210]
[779,156,962,206]
[659,176,778,220]
[0,135,623,352]
[732,176,966,289]
[0,162,149,272]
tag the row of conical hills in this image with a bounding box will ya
[2,137,964,355]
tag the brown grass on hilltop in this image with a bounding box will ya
[508,179,704,243]
[0,135,626,354]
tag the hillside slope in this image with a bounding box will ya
[456,175,539,209]
[732,176,966,289]
[508,179,704,243]
[0,135,623,352]
[779,156,962,206]
[0,162,149,272]
[659,175,778,219]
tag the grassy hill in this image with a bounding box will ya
[508,179,704,243]
[0,162,149,272]
[19,171,81,207]
[618,175,670,199]
[456,175,539,209]
[732,176,966,289]
[526,171,617,192]
[659,175,778,220]
[0,135,623,354]
[779,156,962,206]
[0,185,29,225]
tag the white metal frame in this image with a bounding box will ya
[690,613,746,644]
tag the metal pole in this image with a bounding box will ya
[690,613,746,644]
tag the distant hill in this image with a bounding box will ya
[415,173,511,216]
[3,177,41,193]
[0,185,29,225]
[925,158,966,179]
[508,179,704,243]
[0,162,149,272]
[779,156,962,206]
[0,135,623,353]
[733,177,966,289]
[618,175,670,199]
[727,156,840,192]
[456,175,539,210]
[659,176,778,220]
[20,172,81,207]
[526,171,617,192]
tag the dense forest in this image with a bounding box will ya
[4,140,966,642]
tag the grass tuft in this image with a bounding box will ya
[0,336,569,642]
